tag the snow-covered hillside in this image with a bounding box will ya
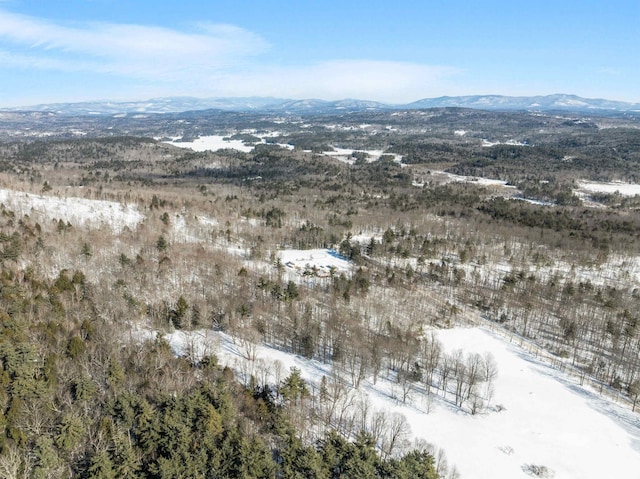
[0,188,143,232]
[3,182,640,478]
[136,325,640,479]
[413,327,640,479]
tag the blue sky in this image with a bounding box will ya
[0,0,638,107]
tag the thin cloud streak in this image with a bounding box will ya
[0,9,268,80]
[0,9,461,103]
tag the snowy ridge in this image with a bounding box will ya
[7,94,640,115]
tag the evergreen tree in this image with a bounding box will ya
[280,367,308,406]
[86,450,116,479]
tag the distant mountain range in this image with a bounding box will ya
[3,94,639,116]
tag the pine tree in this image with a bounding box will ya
[280,367,308,406]
[86,450,116,479]
[156,235,168,252]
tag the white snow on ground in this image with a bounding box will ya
[168,214,239,249]
[165,136,395,160]
[145,325,640,479]
[414,327,640,479]
[321,147,403,165]
[428,171,516,188]
[164,135,255,153]
[163,135,295,153]
[577,180,640,197]
[482,139,530,147]
[197,215,219,227]
[451,247,640,295]
[169,214,197,243]
[320,147,359,165]
[454,130,467,136]
[514,196,555,206]
[0,188,143,232]
[531,253,640,290]
[350,233,382,244]
[278,248,352,277]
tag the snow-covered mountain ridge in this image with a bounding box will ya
[3,94,639,115]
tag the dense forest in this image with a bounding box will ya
[0,263,441,478]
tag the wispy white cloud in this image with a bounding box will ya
[0,9,460,103]
[0,9,268,81]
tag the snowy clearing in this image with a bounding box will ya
[350,233,382,244]
[164,135,255,153]
[139,324,640,479]
[0,188,143,232]
[427,171,516,189]
[321,147,403,165]
[278,248,352,278]
[415,327,640,479]
[482,139,530,147]
[577,180,640,197]
[163,135,295,153]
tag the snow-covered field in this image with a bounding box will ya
[414,328,640,479]
[0,188,143,231]
[164,135,255,153]
[279,248,352,277]
[422,171,516,189]
[321,147,403,165]
[577,180,640,197]
[482,139,530,147]
[163,135,295,153]
[414,173,640,206]
[149,325,640,479]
